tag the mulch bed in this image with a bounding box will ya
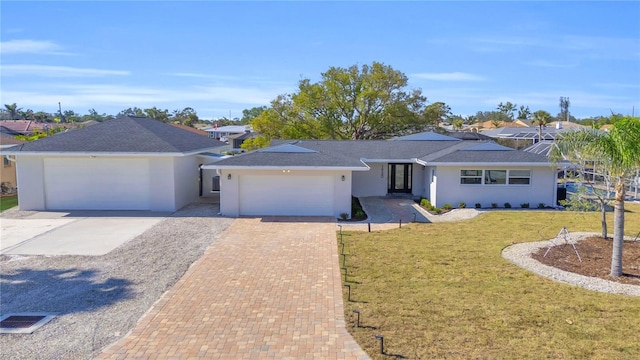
[532,236,640,286]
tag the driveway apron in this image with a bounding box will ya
[99,217,369,359]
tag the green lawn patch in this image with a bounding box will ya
[339,203,640,359]
[0,195,18,212]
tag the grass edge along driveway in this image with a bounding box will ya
[340,204,640,359]
[0,195,18,212]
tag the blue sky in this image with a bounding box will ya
[1,1,639,120]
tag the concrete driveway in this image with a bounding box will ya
[1,211,169,256]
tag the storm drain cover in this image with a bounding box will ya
[0,313,56,334]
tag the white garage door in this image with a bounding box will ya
[44,158,151,210]
[239,175,334,216]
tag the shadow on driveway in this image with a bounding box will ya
[0,268,133,315]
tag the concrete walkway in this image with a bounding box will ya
[99,217,369,359]
[342,197,482,231]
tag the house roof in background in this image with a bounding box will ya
[445,131,494,141]
[0,134,25,147]
[0,120,74,134]
[5,116,227,154]
[203,125,249,133]
[169,123,210,136]
[392,132,460,141]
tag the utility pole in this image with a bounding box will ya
[58,102,64,123]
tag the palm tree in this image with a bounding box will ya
[4,103,21,120]
[531,110,552,142]
[551,117,640,276]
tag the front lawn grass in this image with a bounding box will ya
[340,203,640,359]
[0,195,18,212]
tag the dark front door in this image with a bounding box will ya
[388,163,413,193]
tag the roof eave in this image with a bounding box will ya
[427,161,556,167]
[202,165,370,171]
[362,158,426,165]
[7,150,218,157]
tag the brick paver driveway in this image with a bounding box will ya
[99,217,369,359]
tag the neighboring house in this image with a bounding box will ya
[204,125,251,142]
[467,120,527,131]
[0,134,25,193]
[482,121,588,144]
[229,130,258,149]
[204,132,558,218]
[169,123,210,137]
[3,116,226,211]
[0,120,74,136]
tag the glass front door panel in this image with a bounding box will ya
[388,163,412,193]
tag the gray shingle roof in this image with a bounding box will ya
[429,149,550,163]
[6,116,226,154]
[212,135,552,169]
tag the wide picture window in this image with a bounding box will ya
[460,170,531,185]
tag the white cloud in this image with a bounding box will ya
[0,82,291,115]
[0,39,66,54]
[412,72,485,81]
[467,34,640,60]
[2,65,130,77]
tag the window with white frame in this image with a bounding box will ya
[508,170,531,185]
[460,169,531,185]
[460,170,482,184]
[485,170,507,185]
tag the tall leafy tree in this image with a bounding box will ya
[4,103,21,120]
[517,105,531,120]
[144,107,170,122]
[531,110,552,142]
[422,102,452,128]
[559,96,571,122]
[251,62,426,142]
[497,101,517,121]
[240,106,268,125]
[551,117,640,276]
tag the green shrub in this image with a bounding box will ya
[475,203,482,209]
[504,202,512,208]
[458,202,466,209]
[433,208,442,214]
[520,203,530,208]
[443,203,452,210]
[538,203,546,209]
[351,197,367,220]
[491,203,498,209]
[339,212,349,220]
[420,198,432,209]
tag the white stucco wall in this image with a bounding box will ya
[219,169,352,218]
[200,168,220,196]
[431,165,556,208]
[412,165,424,196]
[15,155,46,210]
[172,155,199,210]
[352,163,386,197]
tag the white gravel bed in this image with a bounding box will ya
[0,202,233,360]
[502,232,640,297]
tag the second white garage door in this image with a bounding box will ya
[239,174,334,216]
[44,157,151,210]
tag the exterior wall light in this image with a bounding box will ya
[227,173,232,180]
[341,175,345,181]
